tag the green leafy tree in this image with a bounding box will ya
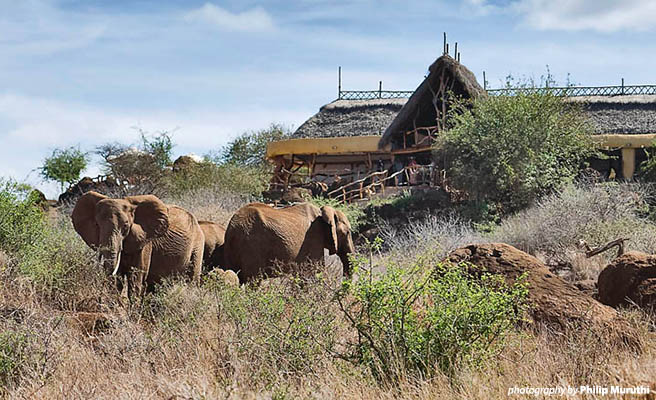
[39,147,88,191]
[437,91,593,214]
[220,123,291,167]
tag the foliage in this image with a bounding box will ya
[205,273,338,384]
[308,196,366,231]
[0,180,45,256]
[164,159,271,198]
[437,90,593,214]
[0,330,29,388]
[219,123,291,168]
[337,241,528,382]
[637,145,656,182]
[492,182,656,264]
[96,130,175,192]
[39,147,88,191]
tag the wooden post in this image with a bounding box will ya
[338,66,342,99]
[621,148,636,180]
[483,71,487,90]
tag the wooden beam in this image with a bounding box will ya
[621,147,636,179]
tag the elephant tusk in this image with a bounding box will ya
[112,253,122,276]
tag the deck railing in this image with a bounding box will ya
[336,84,656,101]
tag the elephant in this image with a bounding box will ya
[72,191,204,298]
[198,220,226,272]
[223,202,354,283]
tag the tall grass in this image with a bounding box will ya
[1,180,655,398]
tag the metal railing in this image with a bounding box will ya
[338,90,414,100]
[487,84,656,97]
[336,84,656,101]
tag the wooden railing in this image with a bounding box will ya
[327,165,441,203]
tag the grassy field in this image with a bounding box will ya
[0,183,655,399]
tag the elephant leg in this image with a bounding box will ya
[187,241,203,284]
[124,245,152,299]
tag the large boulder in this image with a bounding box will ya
[598,251,656,309]
[446,243,636,343]
[57,176,120,206]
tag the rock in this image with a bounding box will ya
[446,243,637,345]
[208,268,240,287]
[29,189,51,212]
[574,279,598,298]
[281,187,311,203]
[598,251,656,309]
[57,176,120,206]
[172,155,202,173]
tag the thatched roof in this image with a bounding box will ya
[293,98,407,139]
[380,55,486,149]
[568,95,656,134]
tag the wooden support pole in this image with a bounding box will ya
[621,147,636,180]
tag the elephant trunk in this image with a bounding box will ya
[339,235,355,278]
[99,232,123,276]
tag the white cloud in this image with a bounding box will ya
[0,93,308,198]
[184,3,275,32]
[512,0,656,32]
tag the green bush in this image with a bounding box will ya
[0,180,46,256]
[337,244,527,382]
[438,91,593,213]
[220,123,291,168]
[164,160,270,197]
[0,330,29,388]
[637,146,656,182]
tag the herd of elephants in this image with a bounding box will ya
[71,191,355,297]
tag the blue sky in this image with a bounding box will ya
[2,0,656,197]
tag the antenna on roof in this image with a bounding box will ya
[443,32,447,55]
[338,66,342,99]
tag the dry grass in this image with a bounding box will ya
[1,184,656,398]
[164,188,251,226]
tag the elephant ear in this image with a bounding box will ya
[320,206,338,255]
[127,195,170,241]
[71,191,108,249]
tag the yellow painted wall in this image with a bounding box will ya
[266,136,389,158]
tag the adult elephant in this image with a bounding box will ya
[198,220,226,272]
[72,191,204,298]
[223,202,354,283]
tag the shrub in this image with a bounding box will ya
[39,147,88,192]
[336,244,528,382]
[164,160,270,198]
[0,330,29,388]
[492,182,656,263]
[380,214,481,256]
[0,180,45,256]
[438,91,593,213]
[96,130,175,194]
[206,273,339,385]
[220,123,291,168]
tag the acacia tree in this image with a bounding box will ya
[437,91,593,214]
[96,130,175,195]
[39,147,88,191]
